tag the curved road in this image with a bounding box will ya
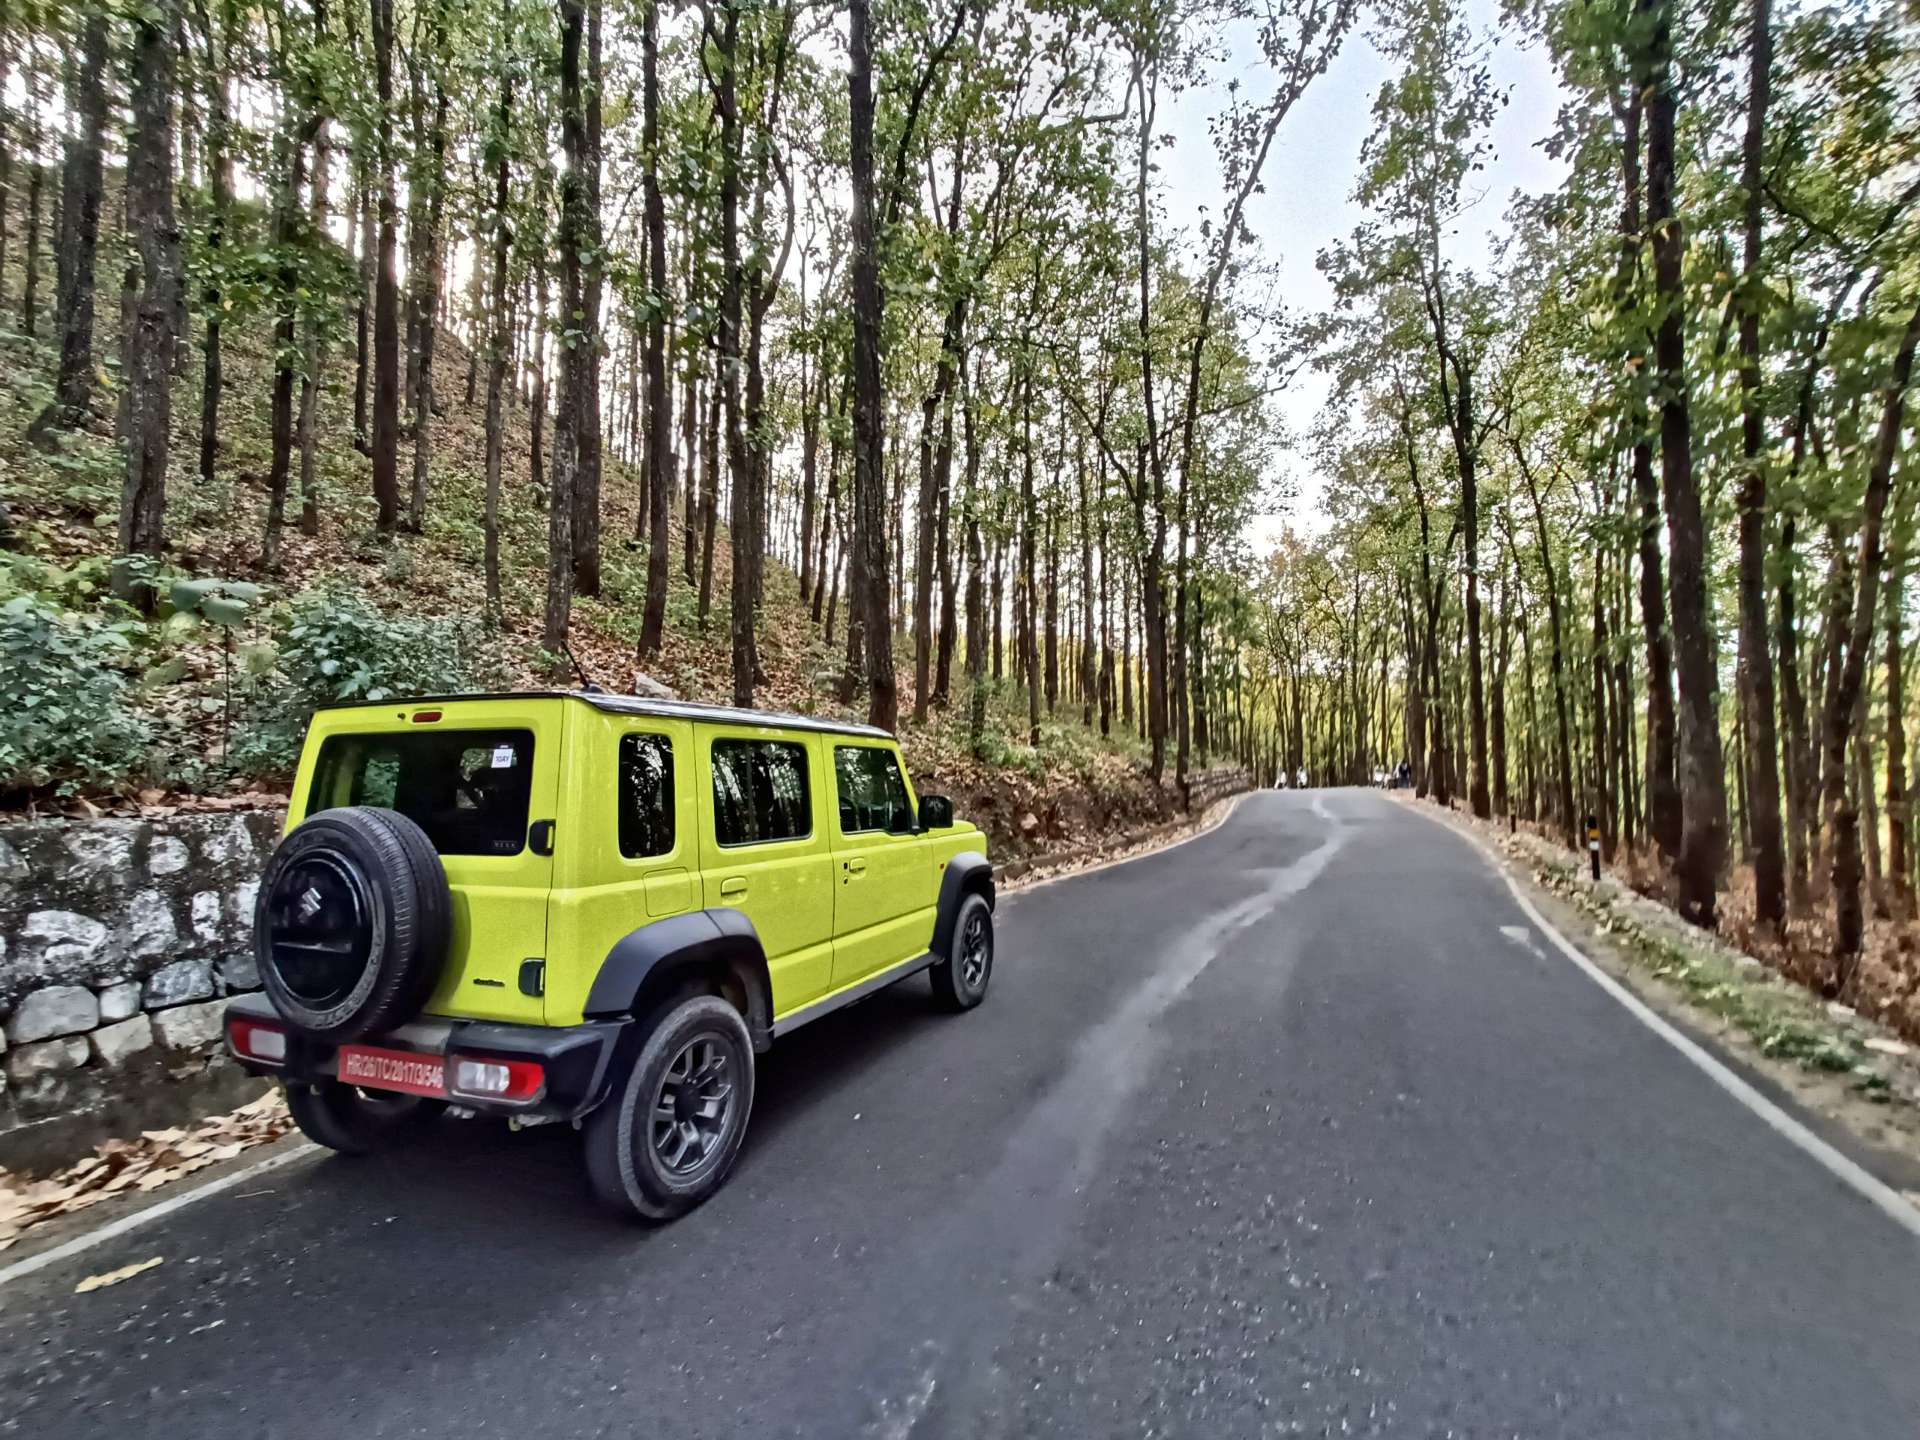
[3,790,1918,1437]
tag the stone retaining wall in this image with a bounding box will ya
[0,811,284,1170]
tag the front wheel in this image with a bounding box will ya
[930,893,993,1011]
[287,1081,441,1155]
[584,995,756,1221]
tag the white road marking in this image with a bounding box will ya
[1001,790,1246,899]
[0,1142,318,1293]
[1413,805,1920,1242]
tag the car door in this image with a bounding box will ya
[540,708,696,1026]
[828,742,934,989]
[697,726,834,1016]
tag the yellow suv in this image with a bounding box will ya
[222,691,995,1219]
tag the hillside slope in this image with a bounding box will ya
[0,304,1215,861]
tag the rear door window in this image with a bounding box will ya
[618,732,675,859]
[710,739,811,846]
[308,729,534,856]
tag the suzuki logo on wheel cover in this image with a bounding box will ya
[295,886,325,922]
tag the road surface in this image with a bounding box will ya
[3,790,1918,1438]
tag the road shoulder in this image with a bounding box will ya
[1393,793,1920,1223]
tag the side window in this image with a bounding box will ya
[618,733,675,859]
[711,739,811,846]
[834,746,912,834]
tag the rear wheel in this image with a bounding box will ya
[930,892,993,1011]
[287,1081,441,1155]
[584,995,755,1221]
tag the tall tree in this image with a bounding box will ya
[115,0,183,607]
[847,0,895,729]
[544,0,589,656]
[1733,0,1783,928]
[1634,0,1726,926]
[637,0,674,659]
[26,9,108,443]
[369,0,403,531]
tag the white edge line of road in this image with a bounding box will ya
[0,1141,319,1292]
[0,791,1247,1291]
[0,797,1249,1292]
[1002,791,1246,899]
[1419,803,1920,1243]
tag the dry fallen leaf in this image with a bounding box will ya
[0,1091,294,1248]
[74,1256,164,1293]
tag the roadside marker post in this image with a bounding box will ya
[1586,815,1601,881]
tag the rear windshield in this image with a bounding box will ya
[307,729,535,856]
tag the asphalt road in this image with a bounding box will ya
[4,790,1919,1438]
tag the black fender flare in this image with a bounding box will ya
[930,851,995,962]
[583,909,775,1052]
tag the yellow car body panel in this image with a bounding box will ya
[289,694,989,1031]
[290,696,563,1026]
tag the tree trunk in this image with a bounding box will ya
[572,0,604,599]
[262,114,311,568]
[1826,299,1920,958]
[1734,0,1785,928]
[18,152,41,337]
[1020,371,1040,746]
[1639,0,1728,925]
[1521,457,1575,842]
[114,0,181,608]
[543,0,590,657]
[405,64,450,535]
[698,360,720,625]
[353,155,373,452]
[196,0,238,487]
[1888,530,1911,919]
[848,0,896,730]
[482,16,515,620]
[1613,82,1682,862]
[637,0,674,659]
[26,12,108,442]
[369,0,403,531]
[298,115,330,537]
[1777,511,1813,911]
[715,0,755,706]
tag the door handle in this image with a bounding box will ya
[719,876,748,900]
[845,858,868,876]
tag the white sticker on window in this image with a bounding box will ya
[491,744,516,769]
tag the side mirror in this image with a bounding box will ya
[917,794,954,831]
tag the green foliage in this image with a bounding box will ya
[231,592,490,777]
[171,576,265,629]
[0,596,152,796]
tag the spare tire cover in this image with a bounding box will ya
[253,806,452,1042]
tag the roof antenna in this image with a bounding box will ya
[562,640,605,693]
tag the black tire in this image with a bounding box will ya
[584,995,756,1221]
[253,806,452,1043]
[287,1081,442,1155]
[930,892,993,1011]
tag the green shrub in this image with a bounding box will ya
[0,595,152,795]
[232,590,489,778]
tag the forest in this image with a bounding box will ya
[0,0,1916,999]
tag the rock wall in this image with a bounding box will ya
[0,811,284,1171]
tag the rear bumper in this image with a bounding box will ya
[223,993,629,1122]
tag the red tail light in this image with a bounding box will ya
[448,1054,544,1102]
[228,1016,288,1065]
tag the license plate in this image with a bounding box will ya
[337,1044,446,1098]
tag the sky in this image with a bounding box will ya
[1156,0,1569,545]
